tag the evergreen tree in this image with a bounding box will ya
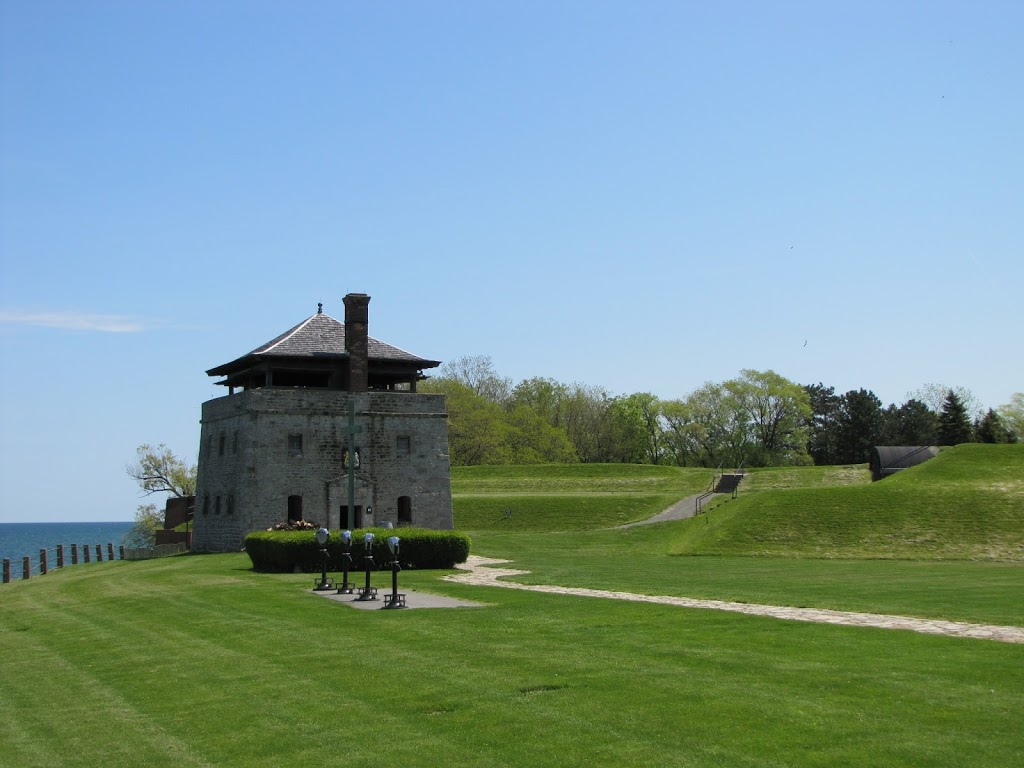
[881,398,937,445]
[936,390,973,445]
[835,389,883,463]
[974,409,1011,444]
[804,383,841,465]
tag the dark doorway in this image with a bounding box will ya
[340,505,363,529]
[397,496,412,526]
[287,495,303,522]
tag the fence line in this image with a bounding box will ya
[122,542,188,561]
[2,540,187,584]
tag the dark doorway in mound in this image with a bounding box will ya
[869,446,939,481]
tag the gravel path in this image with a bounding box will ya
[445,556,1024,645]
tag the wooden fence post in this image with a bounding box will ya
[84,545,91,563]
[71,544,79,565]
[40,549,49,575]
[95,544,102,562]
[119,545,125,560]
[22,556,31,580]
[57,545,65,568]
[107,543,115,561]
[3,559,10,583]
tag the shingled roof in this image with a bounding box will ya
[206,309,439,378]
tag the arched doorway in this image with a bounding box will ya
[397,496,412,526]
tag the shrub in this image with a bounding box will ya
[244,527,471,573]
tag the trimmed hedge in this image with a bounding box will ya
[244,527,471,573]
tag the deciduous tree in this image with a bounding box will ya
[126,444,196,498]
[121,503,164,548]
[505,404,578,463]
[726,370,811,466]
[421,379,510,465]
[435,355,513,404]
[660,399,705,467]
[996,393,1024,442]
[560,383,617,463]
[907,384,981,421]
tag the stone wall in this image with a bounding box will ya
[162,496,194,530]
[192,389,452,552]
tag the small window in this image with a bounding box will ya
[203,495,210,515]
[227,494,235,515]
[218,433,226,456]
[288,434,303,455]
[396,436,411,456]
[215,495,222,514]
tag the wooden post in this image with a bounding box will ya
[57,545,65,568]
[107,543,115,561]
[95,544,102,562]
[40,549,49,575]
[84,545,91,563]
[3,559,10,583]
[22,556,31,580]
[119,545,125,560]
[71,544,79,565]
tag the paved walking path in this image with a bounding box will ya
[615,492,712,528]
[445,556,1024,645]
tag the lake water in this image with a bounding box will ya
[0,522,133,579]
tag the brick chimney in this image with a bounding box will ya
[343,293,370,392]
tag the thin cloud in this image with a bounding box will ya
[0,310,147,333]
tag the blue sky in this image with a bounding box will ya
[1,2,1021,523]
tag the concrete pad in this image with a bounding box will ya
[311,587,486,610]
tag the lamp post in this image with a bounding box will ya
[313,528,332,591]
[355,531,377,601]
[335,530,354,594]
[383,535,406,609]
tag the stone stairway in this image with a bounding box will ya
[714,473,744,494]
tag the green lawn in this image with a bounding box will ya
[2,554,1022,767]
[4,447,1023,766]
[469,528,1024,626]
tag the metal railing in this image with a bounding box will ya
[694,461,747,514]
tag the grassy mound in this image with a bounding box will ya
[671,444,1024,560]
[453,463,711,530]
[738,464,870,492]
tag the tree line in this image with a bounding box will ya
[421,356,1023,468]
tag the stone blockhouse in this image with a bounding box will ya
[192,293,453,553]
